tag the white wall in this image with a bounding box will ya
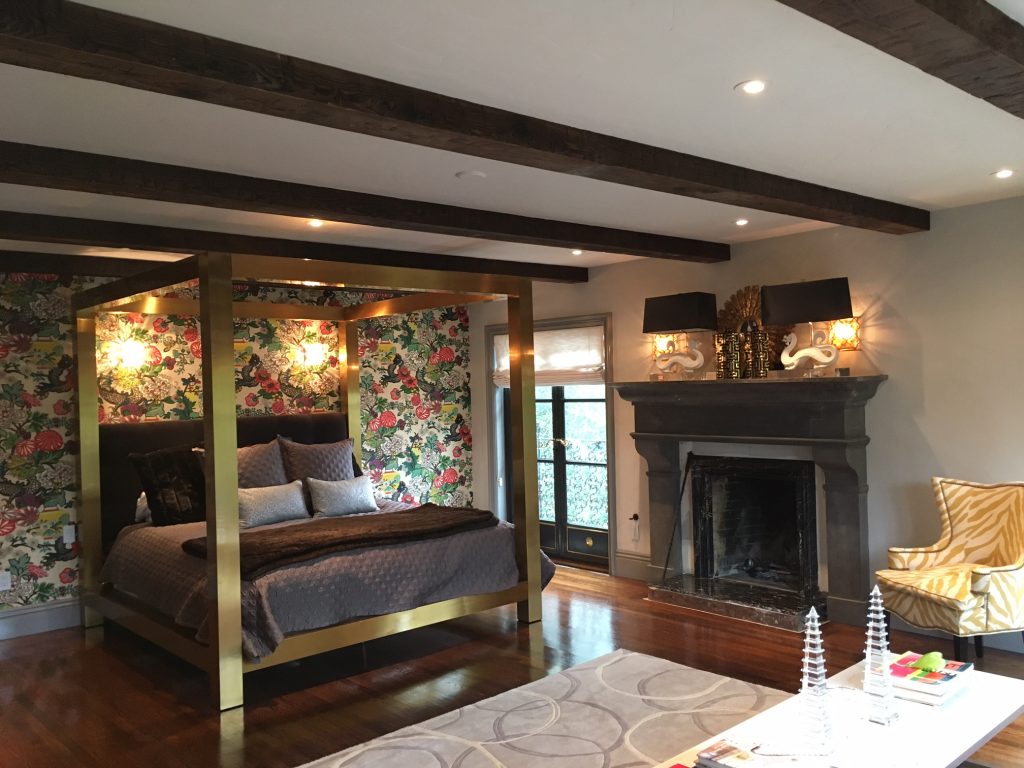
[470,195,1024,651]
[469,257,715,566]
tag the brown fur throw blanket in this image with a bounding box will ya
[181,504,498,580]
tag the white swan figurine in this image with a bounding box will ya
[655,341,704,373]
[780,330,838,371]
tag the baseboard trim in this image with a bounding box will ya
[0,599,81,640]
[612,551,651,581]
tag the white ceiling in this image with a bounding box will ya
[1,0,1022,268]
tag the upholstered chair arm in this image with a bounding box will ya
[887,543,954,571]
[970,557,1024,595]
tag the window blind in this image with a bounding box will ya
[492,325,605,387]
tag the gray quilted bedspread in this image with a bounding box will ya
[100,499,556,661]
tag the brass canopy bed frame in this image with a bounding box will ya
[72,252,541,711]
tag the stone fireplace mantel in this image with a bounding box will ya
[610,376,886,625]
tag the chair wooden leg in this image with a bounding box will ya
[953,636,968,662]
[974,635,984,659]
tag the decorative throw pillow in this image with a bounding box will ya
[280,438,356,483]
[237,480,310,529]
[193,439,289,488]
[306,475,378,517]
[129,446,206,526]
[237,439,288,488]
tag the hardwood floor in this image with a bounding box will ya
[1,568,1021,768]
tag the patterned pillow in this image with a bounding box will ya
[129,446,206,526]
[306,475,378,517]
[237,439,288,488]
[193,439,289,488]
[238,480,309,528]
[280,438,356,483]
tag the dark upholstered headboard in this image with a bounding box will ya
[99,412,353,550]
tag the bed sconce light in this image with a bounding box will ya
[642,292,718,378]
[298,342,328,367]
[111,339,147,369]
[760,278,853,375]
[828,316,861,351]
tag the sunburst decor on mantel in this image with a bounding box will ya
[717,285,792,368]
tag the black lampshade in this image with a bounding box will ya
[642,292,718,333]
[759,278,852,326]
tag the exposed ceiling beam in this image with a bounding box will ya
[0,141,728,263]
[0,1,930,235]
[776,0,1024,121]
[0,249,155,277]
[0,211,589,283]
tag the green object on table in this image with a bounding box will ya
[910,651,945,672]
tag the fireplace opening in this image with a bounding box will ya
[692,456,818,598]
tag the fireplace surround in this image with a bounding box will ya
[610,376,886,626]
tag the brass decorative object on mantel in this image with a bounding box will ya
[717,285,792,378]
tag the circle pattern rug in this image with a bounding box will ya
[300,648,788,767]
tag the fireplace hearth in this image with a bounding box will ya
[610,377,886,628]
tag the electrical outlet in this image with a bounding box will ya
[63,524,76,546]
[0,571,11,591]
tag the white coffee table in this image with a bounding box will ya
[656,661,1024,768]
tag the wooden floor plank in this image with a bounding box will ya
[0,568,1020,767]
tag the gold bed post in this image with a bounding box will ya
[74,312,103,629]
[199,252,244,711]
[507,280,542,623]
[342,320,362,464]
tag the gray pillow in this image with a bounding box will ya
[306,475,378,517]
[280,438,355,483]
[238,480,309,528]
[194,439,289,488]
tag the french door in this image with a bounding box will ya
[505,384,610,566]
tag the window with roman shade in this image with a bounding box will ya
[492,325,605,387]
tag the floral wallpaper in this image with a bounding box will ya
[360,305,473,507]
[1,274,474,615]
[0,273,94,610]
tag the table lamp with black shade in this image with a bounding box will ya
[642,292,718,379]
[760,277,853,375]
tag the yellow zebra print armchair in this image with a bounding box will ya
[875,477,1024,660]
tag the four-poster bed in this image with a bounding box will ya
[72,251,541,711]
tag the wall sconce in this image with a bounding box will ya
[298,342,328,367]
[110,339,147,369]
[642,292,718,378]
[827,316,861,351]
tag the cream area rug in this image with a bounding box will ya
[302,649,789,767]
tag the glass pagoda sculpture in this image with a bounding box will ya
[800,606,832,749]
[863,585,899,725]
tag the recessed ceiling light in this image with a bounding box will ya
[455,170,487,181]
[308,218,324,228]
[735,80,766,95]
[993,168,1014,179]
[303,258,312,262]
[735,218,749,227]
[571,249,583,256]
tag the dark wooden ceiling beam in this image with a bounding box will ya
[776,0,1024,121]
[0,0,929,235]
[0,141,728,263]
[0,211,588,283]
[0,249,155,277]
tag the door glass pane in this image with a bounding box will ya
[563,384,605,400]
[538,461,556,522]
[536,401,553,459]
[535,385,553,401]
[564,401,607,463]
[565,464,608,529]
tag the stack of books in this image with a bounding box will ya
[694,739,759,767]
[888,651,974,705]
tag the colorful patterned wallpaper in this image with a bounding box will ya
[0,275,473,614]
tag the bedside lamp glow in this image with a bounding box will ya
[298,342,328,367]
[112,339,147,369]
